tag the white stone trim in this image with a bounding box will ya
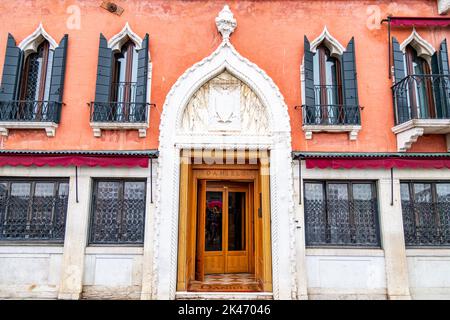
[19,23,59,55]
[90,122,149,138]
[306,248,385,257]
[309,26,346,57]
[108,22,143,52]
[406,249,450,257]
[175,292,273,300]
[84,247,144,255]
[392,119,450,152]
[0,122,58,137]
[154,6,295,300]
[215,5,237,41]
[303,125,361,141]
[438,0,450,14]
[400,29,436,64]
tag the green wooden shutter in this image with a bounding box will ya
[135,34,149,123]
[0,34,23,102]
[342,38,360,124]
[392,37,409,124]
[438,39,450,118]
[432,39,450,118]
[431,53,443,117]
[304,36,315,124]
[49,35,68,123]
[93,34,113,121]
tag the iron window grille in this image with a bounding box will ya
[0,179,69,242]
[89,179,146,245]
[401,181,450,247]
[304,180,381,247]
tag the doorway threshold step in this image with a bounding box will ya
[175,292,273,300]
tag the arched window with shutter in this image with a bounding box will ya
[302,27,361,140]
[0,24,68,136]
[90,23,151,137]
[404,44,435,120]
[392,30,450,125]
[313,44,343,124]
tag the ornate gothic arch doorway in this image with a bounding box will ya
[153,6,295,299]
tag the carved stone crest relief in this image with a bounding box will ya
[208,73,241,131]
[181,71,269,135]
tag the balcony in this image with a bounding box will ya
[302,85,362,140]
[0,100,62,137]
[392,74,450,151]
[89,82,150,137]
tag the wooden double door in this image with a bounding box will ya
[196,181,253,278]
[176,159,273,292]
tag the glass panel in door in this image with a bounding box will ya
[228,191,246,251]
[205,191,223,251]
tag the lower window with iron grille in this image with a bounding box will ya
[90,179,146,245]
[0,179,69,242]
[401,181,450,247]
[304,181,381,247]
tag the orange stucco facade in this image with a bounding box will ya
[0,0,448,152]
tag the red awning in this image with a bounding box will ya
[389,17,450,27]
[306,158,450,169]
[0,155,149,168]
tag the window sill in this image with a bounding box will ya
[0,245,64,254]
[90,122,148,138]
[306,247,385,257]
[406,248,450,257]
[392,119,450,152]
[85,246,144,255]
[0,121,58,137]
[302,124,361,141]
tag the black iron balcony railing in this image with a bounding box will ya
[392,74,450,125]
[0,100,62,123]
[302,104,362,125]
[302,85,361,125]
[90,101,149,123]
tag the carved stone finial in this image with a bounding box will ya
[215,5,237,41]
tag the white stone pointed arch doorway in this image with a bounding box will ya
[153,6,295,299]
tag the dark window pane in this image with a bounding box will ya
[205,191,222,251]
[400,183,410,201]
[122,182,146,243]
[305,181,380,247]
[228,192,245,251]
[328,184,350,244]
[29,183,55,239]
[305,183,326,245]
[413,183,432,203]
[5,183,31,239]
[352,184,378,245]
[0,180,68,242]
[402,181,450,247]
[91,182,121,243]
[90,180,146,245]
